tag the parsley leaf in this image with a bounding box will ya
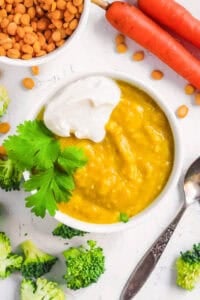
[119,212,129,223]
[23,168,75,217]
[4,121,60,170]
[17,120,53,139]
[3,120,88,218]
[3,136,35,170]
[58,147,88,174]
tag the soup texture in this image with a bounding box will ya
[58,81,174,224]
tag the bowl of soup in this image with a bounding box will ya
[31,71,182,233]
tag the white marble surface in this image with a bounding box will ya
[0,0,200,299]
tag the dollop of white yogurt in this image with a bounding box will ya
[43,76,121,142]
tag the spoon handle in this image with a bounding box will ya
[120,204,186,300]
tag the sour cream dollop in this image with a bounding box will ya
[43,76,121,142]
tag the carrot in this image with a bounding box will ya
[138,0,200,49]
[105,2,200,89]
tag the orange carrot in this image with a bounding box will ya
[106,2,200,88]
[138,0,200,49]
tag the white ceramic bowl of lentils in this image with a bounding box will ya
[0,0,90,66]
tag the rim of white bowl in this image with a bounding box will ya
[28,71,183,233]
[0,0,90,67]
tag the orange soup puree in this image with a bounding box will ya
[58,81,174,224]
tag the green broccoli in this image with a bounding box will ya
[52,223,86,239]
[0,86,10,117]
[63,240,105,290]
[0,232,23,279]
[0,158,23,191]
[21,240,57,279]
[176,243,200,290]
[20,278,65,300]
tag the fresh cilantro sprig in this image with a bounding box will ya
[24,168,75,217]
[3,120,87,218]
[4,121,60,170]
[58,147,88,174]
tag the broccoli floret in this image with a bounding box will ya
[0,232,23,279]
[0,86,10,117]
[21,240,57,279]
[176,243,200,290]
[0,158,23,191]
[52,223,86,239]
[21,278,65,300]
[63,240,105,290]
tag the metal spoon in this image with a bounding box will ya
[120,157,200,300]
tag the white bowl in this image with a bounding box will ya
[30,71,182,233]
[0,0,90,67]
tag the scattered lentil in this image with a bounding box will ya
[184,84,195,95]
[176,105,189,118]
[132,50,144,61]
[115,33,125,45]
[116,43,127,54]
[0,145,7,156]
[151,70,164,80]
[22,77,35,89]
[31,65,39,75]
[195,93,200,105]
[0,122,11,134]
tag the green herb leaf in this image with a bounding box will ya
[3,121,60,170]
[119,212,129,223]
[58,146,87,174]
[23,168,74,217]
[3,120,88,218]
[3,136,35,170]
[17,120,53,139]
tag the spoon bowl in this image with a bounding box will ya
[184,157,200,206]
